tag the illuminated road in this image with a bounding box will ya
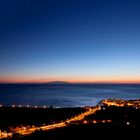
[17,106,100,135]
[0,106,100,139]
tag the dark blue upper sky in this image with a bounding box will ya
[0,0,140,83]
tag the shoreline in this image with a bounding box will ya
[0,98,140,108]
[0,98,140,139]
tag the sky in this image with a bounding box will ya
[0,0,140,83]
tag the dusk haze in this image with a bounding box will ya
[0,0,140,83]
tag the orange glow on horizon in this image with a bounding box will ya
[0,75,140,84]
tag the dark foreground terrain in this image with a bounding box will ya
[0,106,85,131]
[0,100,140,139]
[10,106,140,140]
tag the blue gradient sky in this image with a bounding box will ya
[0,0,140,83]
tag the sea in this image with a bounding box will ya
[0,84,140,107]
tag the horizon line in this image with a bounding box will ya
[1,81,140,84]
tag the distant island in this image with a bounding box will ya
[46,81,71,85]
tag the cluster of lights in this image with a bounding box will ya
[10,105,48,108]
[82,119,112,124]
[0,130,12,139]
[0,104,60,109]
[100,99,140,108]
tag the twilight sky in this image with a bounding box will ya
[0,0,140,83]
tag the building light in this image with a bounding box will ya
[93,120,97,123]
[56,106,60,108]
[83,120,87,124]
[102,120,106,123]
[107,120,112,122]
[43,105,46,108]
[102,107,106,110]
[12,105,15,108]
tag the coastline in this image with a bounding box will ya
[0,98,140,139]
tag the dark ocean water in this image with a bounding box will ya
[0,84,140,107]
